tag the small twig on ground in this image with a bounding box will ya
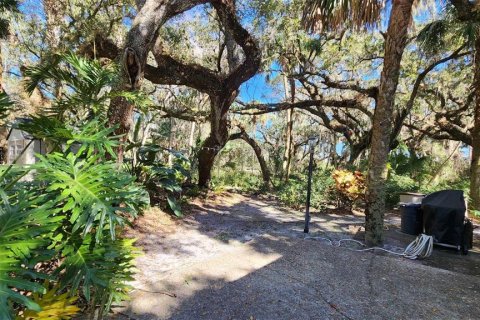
[133,288,178,297]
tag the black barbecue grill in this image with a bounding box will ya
[421,190,473,254]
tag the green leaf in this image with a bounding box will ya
[0,92,14,120]
[0,190,61,318]
[35,151,148,242]
[167,195,182,217]
[56,235,140,317]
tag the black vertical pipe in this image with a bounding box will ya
[304,144,315,233]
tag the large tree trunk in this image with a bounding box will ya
[365,0,414,246]
[347,136,371,166]
[348,145,363,166]
[44,0,63,50]
[107,0,168,162]
[189,121,196,156]
[470,32,480,212]
[198,96,231,187]
[197,135,222,187]
[107,0,206,162]
[196,0,261,187]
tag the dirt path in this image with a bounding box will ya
[113,192,480,320]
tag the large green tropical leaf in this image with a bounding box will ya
[35,152,148,242]
[56,234,139,317]
[0,191,62,319]
[19,116,119,158]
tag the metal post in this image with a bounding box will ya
[304,139,315,233]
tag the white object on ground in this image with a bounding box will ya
[305,234,434,260]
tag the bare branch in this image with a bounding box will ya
[233,98,361,115]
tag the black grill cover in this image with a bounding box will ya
[421,190,466,247]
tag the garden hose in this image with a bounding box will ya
[305,234,434,260]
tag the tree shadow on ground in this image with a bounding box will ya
[114,235,480,320]
[112,193,480,320]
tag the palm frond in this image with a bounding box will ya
[24,52,117,120]
[0,0,17,37]
[24,52,115,95]
[0,91,13,120]
[303,0,383,32]
[24,52,151,121]
[0,0,18,12]
[417,3,479,54]
[417,20,449,54]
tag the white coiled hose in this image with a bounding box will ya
[305,234,434,260]
[403,234,433,259]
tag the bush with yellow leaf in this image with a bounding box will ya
[16,283,80,320]
[332,170,366,210]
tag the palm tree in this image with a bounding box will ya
[303,0,384,32]
[303,0,416,245]
[418,1,480,214]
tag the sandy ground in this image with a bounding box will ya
[111,192,480,320]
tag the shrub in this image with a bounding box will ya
[211,169,264,192]
[419,176,469,196]
[130,144,191,216]
[0,118,148,319]
[385,172,470,209]
[1,53,151,319]
[277,169,335,210]
[331,170,366,209]
[277,176,307,209]
[385,173,417,208]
